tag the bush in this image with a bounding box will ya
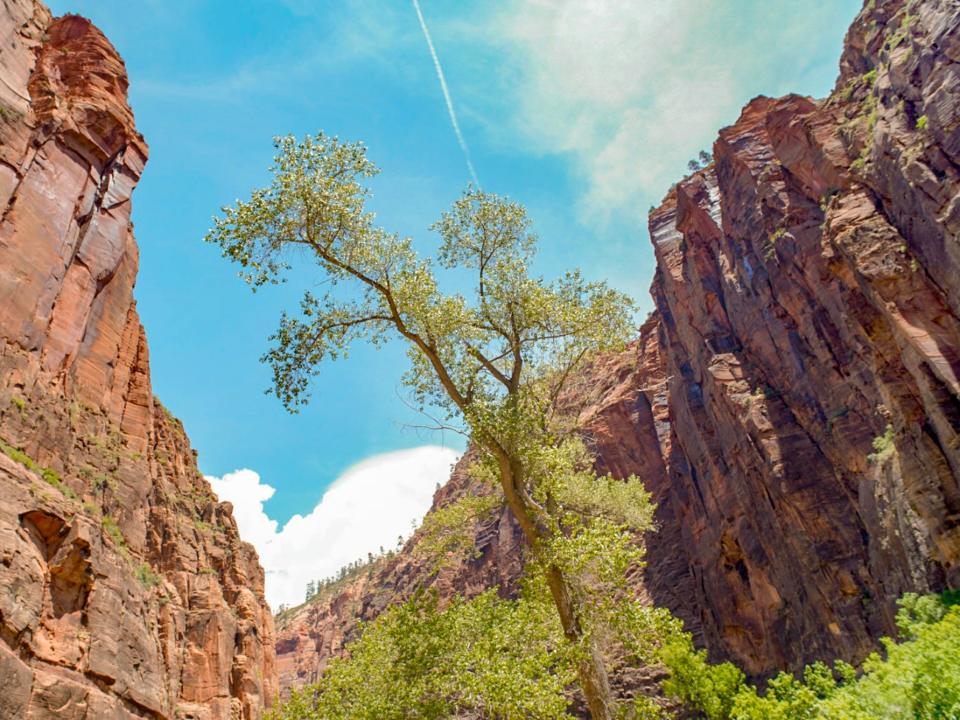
[867,424,895,464]
[0,438,76,499]
[661,592,960,720]
[40,466,78,500]
[102,515,126,549]
[0,438,36,470]
[660,635,744,720]
[135,562,161,588]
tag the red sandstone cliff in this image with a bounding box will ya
[644,0,960,673]
[0,4,276,718]
[275,0,960,697]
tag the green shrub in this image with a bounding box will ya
[916,115,928,130]
[40,466,77,500]
[0,438,76,499]
[102,515,126,549]
[135,562,161,588]
[895,590,959,638]
[659,635,744,720]
[93,473,116,492]
[661,592,960,720]
[820,597,960,719]
[269,586,576,720]
[0,438,36,470]
[867,424,896,464]
[102,517,168,589]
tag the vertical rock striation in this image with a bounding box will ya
[642,0,960,675]
[0,4,276,718]
[275,0,960,694]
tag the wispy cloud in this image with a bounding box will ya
[411,0,480,188]
[208,445,460,609]
[468,0,858,222]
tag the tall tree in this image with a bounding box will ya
[207,133,650,718]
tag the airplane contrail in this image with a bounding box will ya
[411,0,481,188]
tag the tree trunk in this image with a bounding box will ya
[492,450,616,720]
[544,565,615,720]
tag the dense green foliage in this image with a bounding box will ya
[268,589,960,720]
[0,436,76,499]
[661,591,960,720]
[271,585,574,720]
[269,575,681,720]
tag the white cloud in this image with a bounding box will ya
[207,445,460,609]
[471,0,856,221]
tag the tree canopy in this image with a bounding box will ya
[207,133,633,422]
[208,132,651,717]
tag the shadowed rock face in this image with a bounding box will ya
[275,0,960,695]
[645,0,960,674]
[0,4,276,718]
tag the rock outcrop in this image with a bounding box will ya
[0,5,276,718]
[275,0,960,695]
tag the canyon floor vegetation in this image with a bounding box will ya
[267,587,958,719]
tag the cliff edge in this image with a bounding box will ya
[0,4,276,718]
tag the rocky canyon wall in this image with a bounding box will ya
[276,0,960,694]
[641,0,960,675]
[0,4,276,718]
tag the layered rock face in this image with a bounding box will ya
[276,0,960,694]
[643,0,960,674]
[0,4,276,718]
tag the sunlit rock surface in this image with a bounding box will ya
[0,5,276,718]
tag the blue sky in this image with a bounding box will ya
[48,1,860,568]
